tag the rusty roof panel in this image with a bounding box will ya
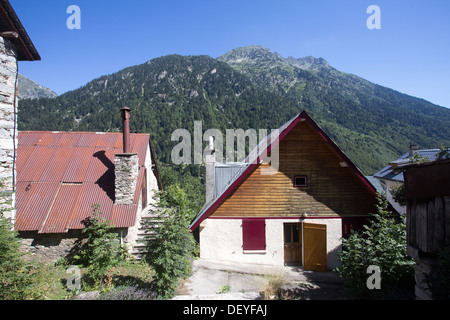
[39,184,82,234]
[83,147,115,182]
[62,147,95,183]
[15,145,34,173]
[15,183,60,231]
[97,133,119,149]
[36,132,63,146]
[17,146,56,182]
[132,135,150,166]
[16,131,153,233]
[18,131,45,146]
[40,147,76,182]
[111,204,137,228]
[15,181,32,213]
[133,167,145,204]
[56,132,82,147]
[67,183,114,230]
[77,133,100,147]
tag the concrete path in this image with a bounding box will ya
[173,259,344,300]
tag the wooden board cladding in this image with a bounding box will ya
[404,160,450,199]
[211,121,377,218]
[407,196,450,254]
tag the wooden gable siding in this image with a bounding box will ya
[210,121,376,218]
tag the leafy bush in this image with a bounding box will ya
[0,209,63,299]
[390,184,407,207]
[145,184,198,298]
[335,194,415,299]
[425,246,450,299]
[76,204,124,283]
[0,211,36,299]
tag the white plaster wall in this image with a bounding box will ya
[124,146,160,253]
[199,217,342,270]
[144,146,159,206]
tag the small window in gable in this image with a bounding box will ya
[242,219,266,251]
[293,175,307,187]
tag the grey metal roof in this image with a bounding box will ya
[373,149,446,182]
[214,162,246,199]
[365,176,384,193]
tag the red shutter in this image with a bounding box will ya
[242,219,266,250]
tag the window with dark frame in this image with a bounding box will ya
[293,175,307,187]
[242,219,266,251]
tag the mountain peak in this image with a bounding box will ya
[217,45,285,66]
[18,74,58,100]
[218,45,330,71]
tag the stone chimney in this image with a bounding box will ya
[409,144,418,157]
[205,136,215,203]
[114,107,139,205]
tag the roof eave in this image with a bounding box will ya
[0,0,41,61]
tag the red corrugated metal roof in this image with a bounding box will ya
[40,184,82,234]
[15,131,153,233]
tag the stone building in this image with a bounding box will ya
[0,0,40,214]
[15,108,162,261]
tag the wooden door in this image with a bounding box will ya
[303,223,327,272]
[284,223,302,266]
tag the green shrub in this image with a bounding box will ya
[0,209,53,299]
[76,204,123,284]
[335,194,415,299]
[425,246,450,299]
[145,185,197,298]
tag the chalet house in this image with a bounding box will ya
[189,111,378,271]
[0,0,40,210]
[15,107,162,261]
[374,146,449,215]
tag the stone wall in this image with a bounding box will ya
[114,153,139,205]
[0,36,18,217]
[19,230,85,263]
[19,228,129,263]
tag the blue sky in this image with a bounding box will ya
[11,0,450,108]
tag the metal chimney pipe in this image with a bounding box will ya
[121,106,131,154]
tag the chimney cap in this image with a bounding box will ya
[121,106,131,112]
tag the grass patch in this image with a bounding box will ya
[11,259,157,300]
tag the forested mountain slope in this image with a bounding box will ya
[19,46,450,178]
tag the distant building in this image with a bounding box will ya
[0,0,40,214]
[373,146,449,215]
[190,111,379,271]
